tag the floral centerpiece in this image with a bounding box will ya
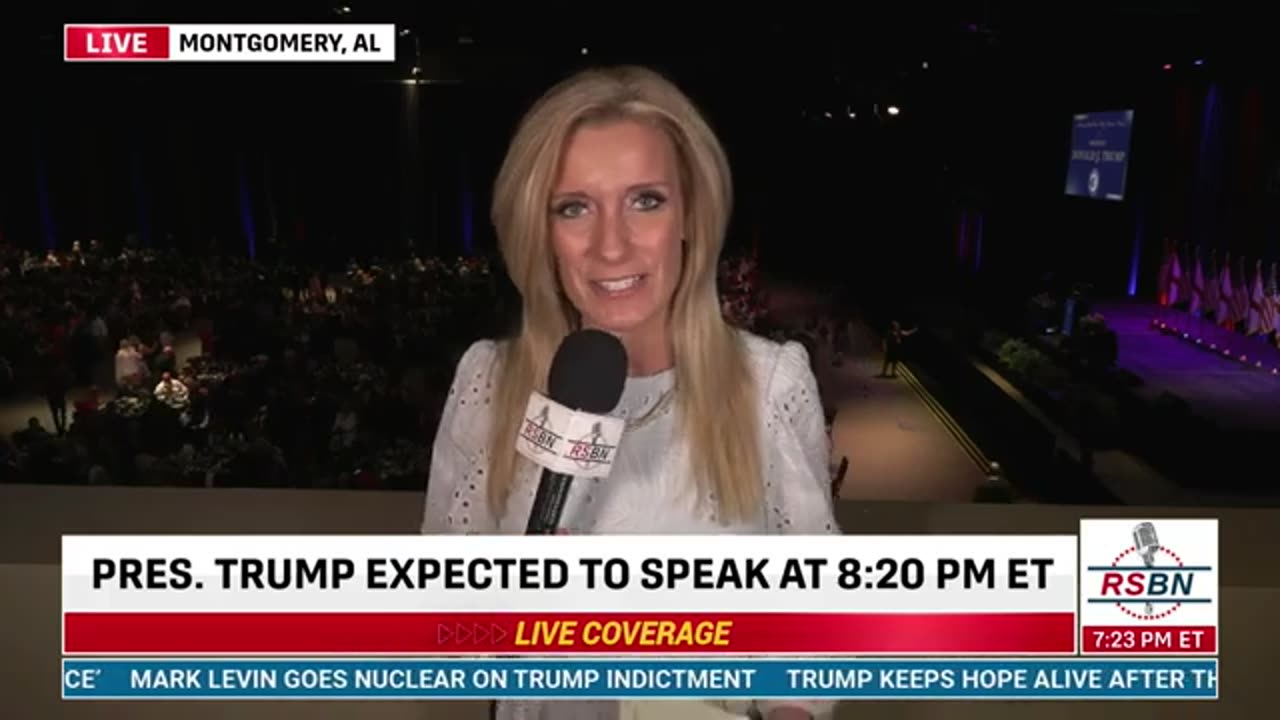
[107,392,152,419]
[184,356,235,389]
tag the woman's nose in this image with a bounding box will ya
[591,207,630,262]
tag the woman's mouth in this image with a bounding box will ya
[591,274,646,296]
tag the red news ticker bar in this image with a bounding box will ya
[63,612,1075,654]
[65,26,170,60]
[1082,626,1217,653]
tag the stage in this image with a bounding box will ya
[1097,300,1280,433]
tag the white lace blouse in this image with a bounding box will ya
[422,331,839,720]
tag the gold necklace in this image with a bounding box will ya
[625,387,676,431]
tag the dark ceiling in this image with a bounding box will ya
[3,1,1271,103]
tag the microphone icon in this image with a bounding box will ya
[1132,522,1160,615]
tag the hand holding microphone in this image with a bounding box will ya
[517,329,628,535]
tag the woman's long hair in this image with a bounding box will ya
[488,66,762,525]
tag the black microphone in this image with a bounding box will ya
[524,329,627,534]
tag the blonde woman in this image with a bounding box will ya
[423,66,837,720]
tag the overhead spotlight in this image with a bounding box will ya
[410,66,420,75]
[334,5,351,14]
[1162,63,1173,71]
[398,28,411,37]
[887,105,901,116]
[581,47,589,55]
[921,61,929,70]
[823,111,833,119]
[1194,58,1205,66]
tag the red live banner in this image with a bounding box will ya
[63,611,1076,655]
[65,26,169,60]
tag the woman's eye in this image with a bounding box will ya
[553,201,588,219]
[631,192,666,211]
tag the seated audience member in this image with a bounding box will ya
[12,417,50,451]
[74,386,102,419]
[154,372,190,408]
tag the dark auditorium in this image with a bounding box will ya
[0,2,1276,719]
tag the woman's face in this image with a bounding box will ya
[549,120,684,351]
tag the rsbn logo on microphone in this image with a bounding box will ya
[1079,518,1218,654]
[566,422,615,470]
[515,392,625,480]
[521,404,561,455]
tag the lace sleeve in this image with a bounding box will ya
[421,340,500,535]
[761,340,839,535]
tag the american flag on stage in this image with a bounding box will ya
[1204,250,1221,323]
[1234,256,1252,330]
[1268,261,1280,343]
[1217,252,1235,327]
[1168,246,1184,305]
[1190,248,1204,315]
[1248,260,1268,335]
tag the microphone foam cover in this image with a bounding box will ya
[547,329,628,414]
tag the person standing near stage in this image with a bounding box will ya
[880,320,917,379]
[42,354,71,435]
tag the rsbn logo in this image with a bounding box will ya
[520,405,561,455]
[566,422,614,470]
[1088,522,1213,621]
